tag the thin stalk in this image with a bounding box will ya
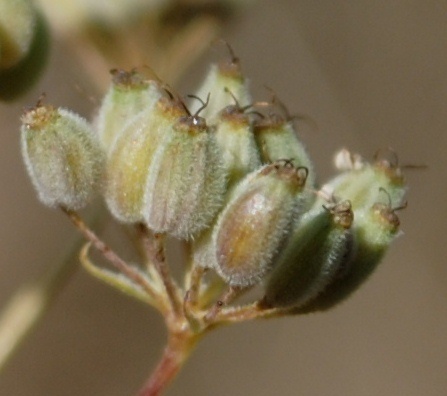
[61,208,165,311]
[138,225,183,319]
[213,303,286,324]
[205,286,246,322]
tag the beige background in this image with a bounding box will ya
[1,1,446,395]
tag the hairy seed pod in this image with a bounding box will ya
[298,201,402,313]
[105,96,187,223]
[21,104,104,210]
[213,103,261,186]
[191,102,261,267]
[95,70,163,151]
[253,112,316,190]
[213,161,308,287]
[192,54,251,121]
[143,112,227,239]
[262,200,354,309]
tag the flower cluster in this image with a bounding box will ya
[20,50,407,327]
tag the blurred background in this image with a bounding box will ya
[1,1,446,395]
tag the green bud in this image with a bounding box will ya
[143,112,227,239]
[299,200,402,313]
[95,70,163,152]
[254,113,316,189]
[21,103,104,210]
[213,103,261,186]
[213,161,308,287]
[0,10,49,101]
[262,200,354,309]
[192,54,251,121]
[105,96,187,223]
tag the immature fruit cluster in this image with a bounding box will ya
[21,52,407,312]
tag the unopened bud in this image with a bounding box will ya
[21,103,104,209]
[143,110,227,239]
[96,69,163,151]
[213,161,308,287]
[105,96,186,223]
[262,200,354,309]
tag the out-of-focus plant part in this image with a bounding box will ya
[0,0,49,100]
[0,0,37,69]
[36,0,254,90]
[16,42,408,394]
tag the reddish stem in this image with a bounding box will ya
[138,331,199,396]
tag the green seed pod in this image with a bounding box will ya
[105,96,187,223]
[321,149,406,213]
[0,0,36,69]
[0,10,49,101]
[212,101,261,187]
[262,200,354,309]
[299,200,403,313]
[192,49,251,121]
[21,103,104,210]
[191,98,262,267]
[143,110,227,239]
[253,112,316,189]
[95,69,163,152]
[213,161,308,287]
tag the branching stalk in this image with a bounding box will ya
[61,208,166,312]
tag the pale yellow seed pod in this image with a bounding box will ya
[212,161,308,287]
[105,96,187,223]
[21,104,104,210]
